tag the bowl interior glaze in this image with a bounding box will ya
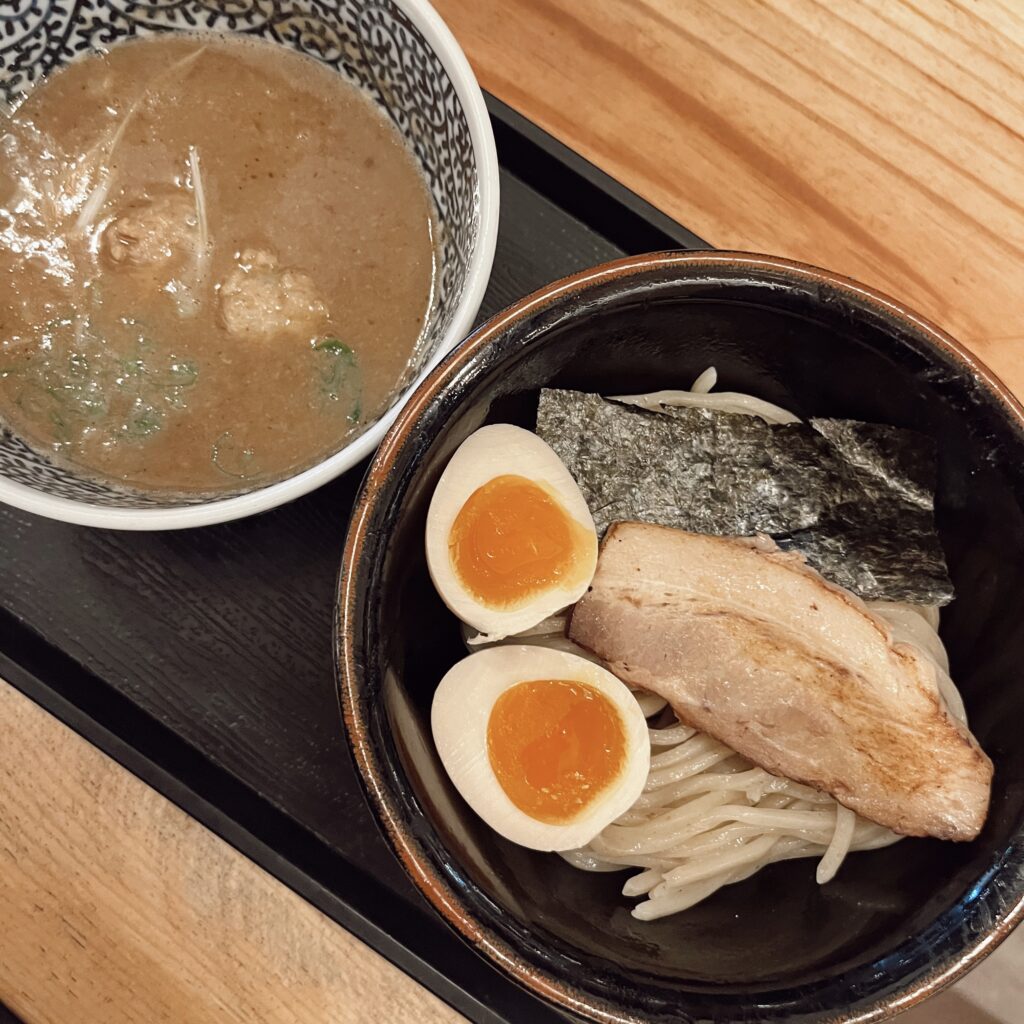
[341,253,1024,1024]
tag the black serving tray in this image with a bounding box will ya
[0,97,706,1024]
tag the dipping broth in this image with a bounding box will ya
[0,35,437,493]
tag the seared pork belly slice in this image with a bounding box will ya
[569,522,992,841]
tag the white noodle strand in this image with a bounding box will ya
[816,804,857,884]
[689,366,717,394]
[610,385,801,425]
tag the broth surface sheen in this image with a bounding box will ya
[0,35,437,493]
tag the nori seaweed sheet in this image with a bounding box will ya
[535,389,953,605]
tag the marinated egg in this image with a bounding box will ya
[431,645,650,851]
[425,424,598,638]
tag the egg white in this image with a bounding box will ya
[431,645,650,852]
[425,423,598,639]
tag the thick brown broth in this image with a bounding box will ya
[0,35,437,493]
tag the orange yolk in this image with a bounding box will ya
[487,679,626,824]
[448,474,588,609]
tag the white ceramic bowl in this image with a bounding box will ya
[0,0,498,529]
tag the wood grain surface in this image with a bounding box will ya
[3,2,1024,1023]
[0,682,462,1024]
[434,0,1024,399]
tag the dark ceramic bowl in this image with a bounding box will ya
[337,252,1024,1023]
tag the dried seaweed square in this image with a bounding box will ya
[535,388,953,604]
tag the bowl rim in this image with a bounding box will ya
[337,249,1024,1024]
[0,0,500,530]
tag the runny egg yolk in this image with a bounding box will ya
[448,474,588,609]
[486,679,626,825]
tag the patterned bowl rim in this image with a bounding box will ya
[0,0,500,530]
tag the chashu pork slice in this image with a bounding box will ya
[569,521,992,841]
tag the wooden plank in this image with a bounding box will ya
[434,0,1024,398]
[0,681,464,1024]
[4,2,1024,1021]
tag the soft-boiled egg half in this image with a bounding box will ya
[431,645,650,851]
[425,424,598,639]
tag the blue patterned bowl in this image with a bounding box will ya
[0,0,498,528]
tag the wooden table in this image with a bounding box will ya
[2,2,1022,1021]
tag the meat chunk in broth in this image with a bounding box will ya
[102,191,198,269]
[218,247,329,342]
